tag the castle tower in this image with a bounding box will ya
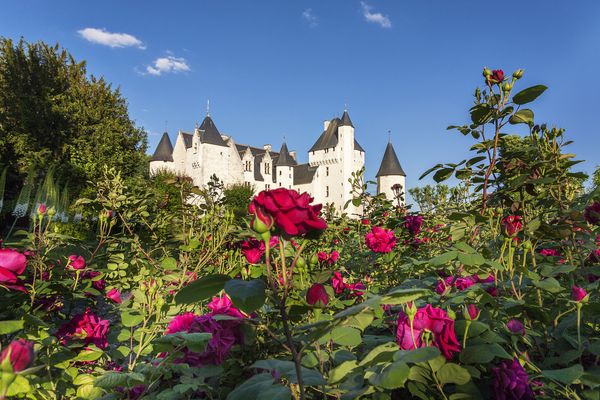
[338,110,358,214]
[149,132,174,175]
[376,141,406,204]
[275,142,296,189]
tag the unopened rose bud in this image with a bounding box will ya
[309,254,319,267]
[37,204,47,215]
[296,257,306,269]
[47,207,56,217]
[502,82,512,92]
[483,67,492,77]
[513,69,524,79]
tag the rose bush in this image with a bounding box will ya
[1,69,599,400]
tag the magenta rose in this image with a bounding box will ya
[67,255,86,270]
[241,238,265,264]
[571,285,587,302]
[332,271,346,295]
[404,215,423,236]
[487,69,505,84]
[0,338,34,372]
[0,248,27,292]
[466,304,479,320]
[454,276,477,291]
[106,288,122,304]
[502,215,523,237]
[584,201,600,225]
[506,319,525,336]
[248,188,327,236]
[56,308,110,349]
[539,248,560,257]
[207,295,246,319]
[491,358,535,400]
[306,283,329,307]
[365,226,397,253]
[396,304,461,360]
[347,281,366,297]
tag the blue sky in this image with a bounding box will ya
[2,1,599,198]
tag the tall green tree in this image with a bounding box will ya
[0,38,147,200]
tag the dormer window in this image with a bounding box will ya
[244,160,252,172]
[264,163,270,174]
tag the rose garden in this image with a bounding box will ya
[2,56,600,399]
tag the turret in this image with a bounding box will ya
[275,142,296,189]
[149,132,175,175]
[376,141,406,204]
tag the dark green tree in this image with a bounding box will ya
[0,38,147,201]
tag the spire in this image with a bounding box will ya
[198,115,228,147]
[340,109,354,128]
[206,99,210,117]
[276,141,296,166]
[376,141,406,177]
[151,132,174,162]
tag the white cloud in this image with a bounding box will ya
[302,8,318,27]
[78,27,146,49]
[146,56,191,76]
[360,2,392,28]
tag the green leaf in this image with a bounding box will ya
[120,311,144,328]
[512,85,547,105]
[532,277,563,293]
[541,364,584,385]
[352,197,361,207]
[94,372,129,389]
[509,109,534,125]
[329,326,362,347]
[369,361,410,389]
[429,251,458,266]
[393,347,441,364]
[380,288,430,305]
[74,348,103,362]
[250,360,326,386]
[227,373,291,400]
[457,252,486,267]
[160,257,178,270]
[328,360,359,384]
[340,309,374,331]
[419,164,443,180]
[175,274,230,305]
[470,104,493,125]
[433,168,454,183]
[224,279,266,313]
[359,342,399,366]
[0,320,24,335]
[459,344,512,364]
[436,363,471,386]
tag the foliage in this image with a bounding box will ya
[1,68,600,400]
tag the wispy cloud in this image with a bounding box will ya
[302,8,318,27]
[78,27,146,49]
[146,56,191,76]
[360,2,392,28]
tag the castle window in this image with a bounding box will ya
[266,184,271,190]
[264,163,270,174]
[279,182,282,187]
[326,167,329,176]
[244,161,252,172]
[326,186,329,197]
[279,170,282,176]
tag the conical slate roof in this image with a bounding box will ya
[276,142,296,166]
[199,116,228,147]
[376,142,406,177]
[151,132,174,162]
[340,110,354,128]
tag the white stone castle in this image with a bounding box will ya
[149,109,406,214]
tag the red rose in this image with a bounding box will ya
[404,215,423,236]
[466,304,479,320]
[396,304,461,360]
[67,255,86,270]
[365,226,396,253]
[332,271,345,295]
[0,248,27,292]
[241,238,265,264]
[306,283,329,307]
[0,339,34,372]
[571,285,587,302]
[57,308,110,349]
[487,69,505,84]
[248,189,327,236]
[502,215,523,237]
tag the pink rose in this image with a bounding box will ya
[106,288,122,304]
[365,226,396,253]
[571,285,587,302]
[332,271,346,295]
[37,203,47,215]
[306,283,329,307]
[67,255,86,270]
[0,248,27,292]
[207,296,245,319]
[241,238,265,264]
[0,339,34,372]
[57,308,110,349]
[396,304,461,360]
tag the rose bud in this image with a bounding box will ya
[513,69,524,79]
[571,285,588,302]
[502,82,512,92]
[296,256,306,269]
[306,283,329,308]
[506,319,525,336]
[37,204,47,215]
[0,339,35,372]
[465,304,480,321]
[483,67,492,77]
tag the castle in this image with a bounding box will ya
[149,109,406,215]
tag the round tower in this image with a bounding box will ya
[376,141,406,204]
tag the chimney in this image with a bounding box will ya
[323,120,330,130]
[289,151,297,161]
[263,144,272,152]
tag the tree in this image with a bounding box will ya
[0,38,147,202]
[223,183,255,219]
